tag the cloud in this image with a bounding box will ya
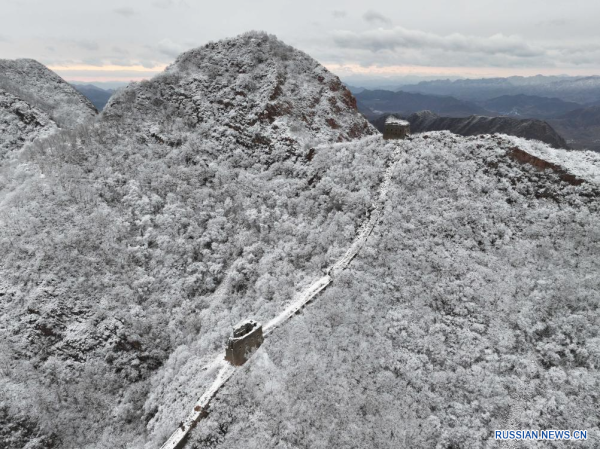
[332,26,544,58]
[73,40,99,51]
[331,10,347,19]
[81,57,106,66]
[152,0,189,8]
[536,18,568,27]
[113,7,136,17]
[157,38,186,58]
[112,46,129,55]
[363,10,392,26]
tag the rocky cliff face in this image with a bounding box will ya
[0,89,57,157]
[372,111,569,149]
[0,58,97,128]
[103,31,375,161]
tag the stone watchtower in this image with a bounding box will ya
[224,319,264,366]
[383,116,410,140]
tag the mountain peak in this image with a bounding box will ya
[169,31,296,72]
[103,32,375,158]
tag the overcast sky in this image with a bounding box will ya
[2,0,600,84]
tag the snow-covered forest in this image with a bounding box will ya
[0,59,96,127]
[1,31,599,449]
[187,133,600,449]
[0,32,385,448]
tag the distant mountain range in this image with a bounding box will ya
[69,78,600,152]
[355,89,488,118]
[479,94,582,119]
[354,86,600,152]
[355,88,589,119]
[71,83,114,110]
[398,75,600,104]
[69,75,600,150]
[549,106,600,151]
[371,111,569,149]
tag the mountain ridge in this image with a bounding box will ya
[371,110,569,149]
[0,32,381,449]
[401,75,600,104]
[0,58,97,127]
[355,89,490,117]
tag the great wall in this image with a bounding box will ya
[158,127,583,449]
[158,130,406,449]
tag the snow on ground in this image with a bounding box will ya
[184,131,600,448]
[264,275,332,334]
[0,89,58,157]
[0,58,97,127]
[159,359,235,449]
[506,135,600,185]
[157,138,404,448]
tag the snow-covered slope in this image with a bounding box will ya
[0,89,58,157]
[0,33,379,449]
[187,132,600,449]
[0,58,97,127]
[2,32,600,449]
[103,31,376,161]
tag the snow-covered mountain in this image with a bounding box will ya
[0,32,380,449]
[0,58,97,128]
[0,89,58,157]
[0,58,98,158]
[370,111,569,149]
[1,32,600,449]
[186,132,600,449]
[102,32,376,161]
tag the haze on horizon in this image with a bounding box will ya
[2,0,600,85]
